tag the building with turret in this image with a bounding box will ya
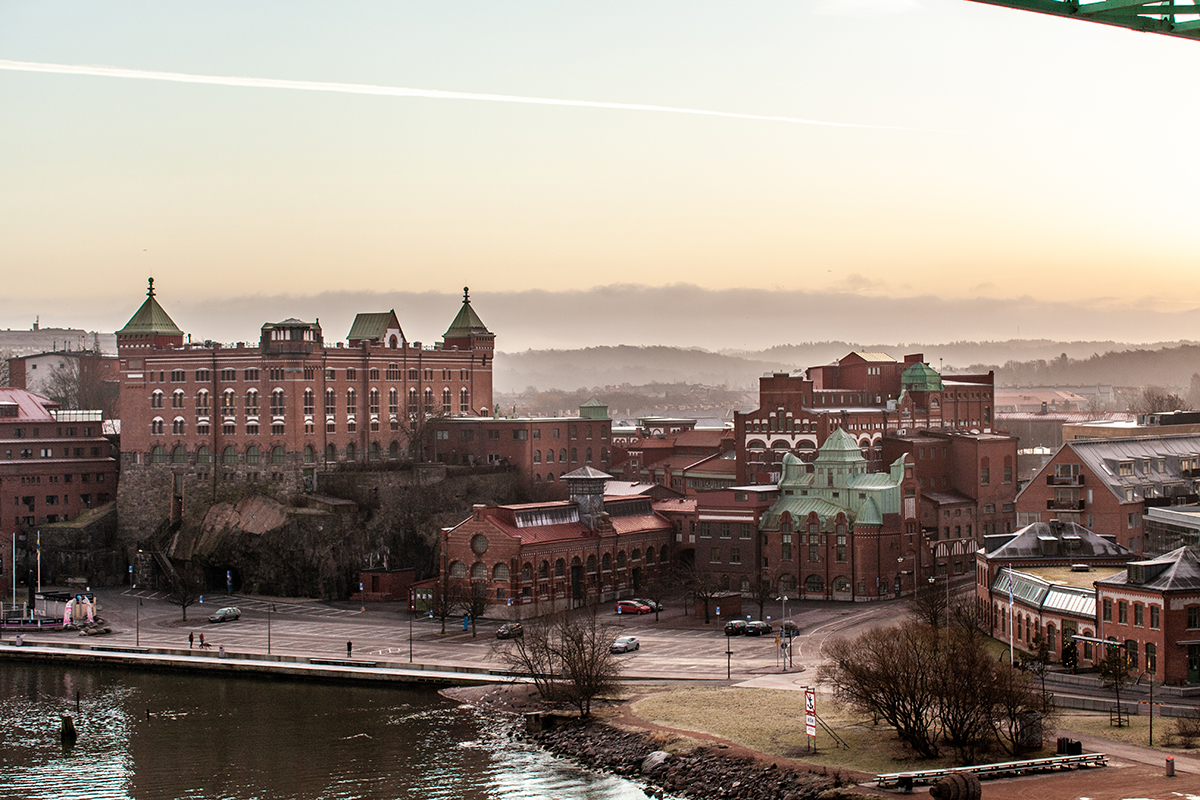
[115,280,494,538]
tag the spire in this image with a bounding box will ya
[443,286,491,341]
[117,278,184,339]
[147,277,155,298]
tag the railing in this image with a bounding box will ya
[1047,474,1084,486]
[1046,499,1085,511]
[876,753,1108,788]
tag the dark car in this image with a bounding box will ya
[724,620,747,636]
[207,606,240,623]
[632,598,663,612]
[496,622,523,640]
[744,621,772,636]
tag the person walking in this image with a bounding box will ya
[188,632,194,649]
[346,640,353,658]
[199,632,206,649]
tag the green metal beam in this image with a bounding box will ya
[965,0,1200,41]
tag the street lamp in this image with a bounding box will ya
[135,598,141,647]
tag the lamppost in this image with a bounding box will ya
[135,598,141,647]
[267,603,275,655]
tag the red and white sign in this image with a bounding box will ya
[804,688,816,737]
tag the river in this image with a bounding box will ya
[0,662,651,800]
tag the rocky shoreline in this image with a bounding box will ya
[529,718,859,800]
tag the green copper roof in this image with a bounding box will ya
[116,278,183,336]
[901,361,943,392]
[347,310,402,343]
[814,427,866,464]
[856,496,882,527]
[579,397,609,420]
[444,287,491,339]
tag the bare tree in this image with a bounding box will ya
[910,577,949,629]
[989,655,1044,756]
[453,579,491,638]
[1128,386,1189,415]
[744,572,776,621]
[165,564,202,621]
[493,608,622,717]
[428,568,458,635]
[1017,632,1054,712]
[677,561,720,624]
[1097,640,1135,727]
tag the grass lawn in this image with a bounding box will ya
[629,685,1063,776]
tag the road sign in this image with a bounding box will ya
[805,688,817,737]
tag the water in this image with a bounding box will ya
[0,663,650,800]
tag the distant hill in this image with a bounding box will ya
[495,339,1200,395]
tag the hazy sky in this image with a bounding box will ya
[3,1,1199,351]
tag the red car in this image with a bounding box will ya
[615,600,651,615]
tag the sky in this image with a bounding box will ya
[3,1,1200,353]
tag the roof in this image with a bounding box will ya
[992,569,1096,617]
[1051,433,1200,504]
[985,521,1130,559]
[443,287,491,339]
[563,466,612,480]
[901,361,943,392]
[116,278,183,337]
[346,310,403,343]
[921,490,976,506]
[1096,546,1200,592]
[848,351,896,363]
[0,387,58,422]
[814,427,864,463]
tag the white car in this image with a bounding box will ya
[611,635,640,653]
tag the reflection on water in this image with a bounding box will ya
[0,663,648,800]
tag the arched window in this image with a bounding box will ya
[494,563,510,582]
[616,551,626,569]
[555,559,565,578]
[172,417,185,435]
[449,561,466,579]
[388,441,399,460]
[442,387,451,414]
[645,547,655,565]
[270,389,285,415]
[151,445,166,463]
[196,390,210,414]
[388,388,398,415]
[247,445,260,465]
[601,553,612,572]
[271,446,285,465]
[423,387,433,414]
[407,388,418,414]
[304,445,316,464]
[222,446,237,465]
[196,446,211,465]
[369,388,379,415]
[325,444,336,462]
[346,388,356,415]
[538,561,549,579]
[778,573,796,593]
[570,448,578,462]
[245,390,259,414]
[303,389,314,415]
[370,442,380,460]
[586,447,592,462]
[833,577,851,593]
[172,390,185,409]
[171,445,186,464]
[559,449,567,462]
[601,447,608,462]
[151,390,164,408]
[521,563,532,582]
[545,449,554,463]
[459,387,470,414]
[389,335,398,349]
[586,554,596,574]
[631,549,641,562]
[325,388,336,416]
[151,418,164,435]
[345,442,356,461]
[222,389,236,413]
[533,450,541,464]
[547,474,555,482]
[805,574,824,593]
[470,562,487,581]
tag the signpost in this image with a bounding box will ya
[804,687,817,752]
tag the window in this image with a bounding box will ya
[710,548,721,563]
[171,370,185,382]
[303,389,315,415]
[245,390,259,415]
[172,390,185,408]
[195,369,210,382]
[151,419,164,435]
[1134,604,1143,627]
[423,387,433,415]
[442,387,451,414]
[346,368,356,380]
[244,369,259,381]
[1103,599,1112,622]
[221,369,237,382]
[1146,642,1157,674]
[1150,605,1160,629]
[245,421,259,436]
[222,446,237,465]
[729,548,741,564]
[151,391,163,408]
[1188,606,1200,629]
[980,467,990,485]
[781,533,792,561]
[533,450,541,463]
[346,389,356,415]
[325,388,336,416]
[369,388,380,415]
[271,446,285,465]
[460,387,470,414]
[270,389,285,415]
[196,446,211,464]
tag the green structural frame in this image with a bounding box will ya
[967,0,1200,41]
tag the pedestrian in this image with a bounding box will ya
[188,632,194,649]
[218,645,225,658]
[346,640,353,658]
[199,632,205,648]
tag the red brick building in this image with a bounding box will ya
[440,467,676,618]
[115,279,495,537]
[7,349,120,419]
[609,427,736,495]
[1015,433,1200,555]
[0,388,118,591]
[736,351,996,484]
[882,429,1019,544]
[428,399,612,483]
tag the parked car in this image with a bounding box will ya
[724,620,747,636]
[615,600,651,615]
[208,607,240,623]
[744,621,772,636]
[611,635,640,653]
[632,598,663,612]
[496,622,523,640]
[780,620,800,637]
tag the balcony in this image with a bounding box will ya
[1047,474,1084,487]
[1047,498,1085,511]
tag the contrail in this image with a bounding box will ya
[0,59,946,132]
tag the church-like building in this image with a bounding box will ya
[115,279,494,537]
